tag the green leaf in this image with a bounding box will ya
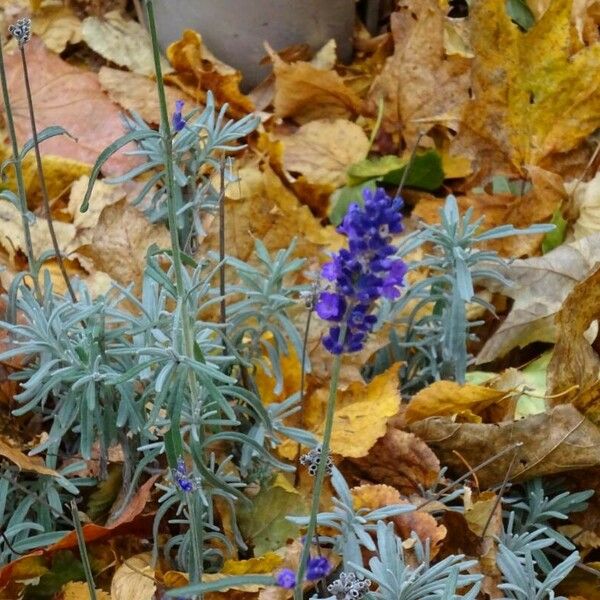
[516,351,550,419]
[86,464,122,522]
[347,150,444,190]
[329,180,377,226]
[542,210,567,254]
[24,551,85,600]
[506,0,535,30]
[237,473,308,555]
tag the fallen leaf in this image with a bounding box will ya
[566,171,600,240]
[75,197,171,293]
[269,46,362,123]
[279,118,370,187]
[165,29,253,117]
[3,37,138,175]
[368,0,471,145]
[0,435,59,476]
[59,581,111,600]
[31,5,81,53]
[98,67,195,126]
[295,366,401,459]
[237,474,308,555]
[477,233,600,364]
[352,483,446,557]
[547,265,600,422]
[455,0,600,180]
[405,381,508,424]
[413,166,565,258]
[346,427,440,495]
[222,553,282,575]
[111,553,155,600]
[81,10,171,77]
[409,404,600,488]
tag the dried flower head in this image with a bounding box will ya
[9,17,31,47]
[300,445,333,477]
[172,99,186,132]
[306,555,331,580]
[328,571,371,599]
[316,187,407,354]
[276,568,296,589]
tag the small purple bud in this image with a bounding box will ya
[306,556,331,580]
[276,568,296,589]
[172,99,186,132]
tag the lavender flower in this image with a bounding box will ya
[316,188,407,354]
[172,456,196,493]
[276,568,296,589]
[172,99,186,132]
[306,556,331,580]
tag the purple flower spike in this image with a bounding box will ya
[276,568,296,589]
[306,556,331,580]
[316,187,407,354]
[172,456,196,493]
[172,99,186,132]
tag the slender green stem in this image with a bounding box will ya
[0,36,40,298]
[70,500,97,600]
[294,340,344,599]
[218,158,226,327]
[145,0,204,590]
[19,47,76,302]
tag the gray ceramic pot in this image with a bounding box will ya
[153,0,355,88]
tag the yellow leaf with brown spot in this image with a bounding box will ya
[405,381,507,425]
[455,0,600,178]
[59,582,111,600]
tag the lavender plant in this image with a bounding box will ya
[293,187,409,598]
[372,194,553,392]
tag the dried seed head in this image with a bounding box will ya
[300,445,333,477]
[9,17,31,47]
[328,572,371,600]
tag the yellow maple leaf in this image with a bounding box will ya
[460,0,600,174]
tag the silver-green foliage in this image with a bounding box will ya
[373,194,553,392]
[354,521,482,600]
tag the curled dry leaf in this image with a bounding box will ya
[82,10,171,77]
[547,265,600,423]
[0,436,59,477]
[31,6,82,53]
[477,233,600,364]
[352,483,447,557]
[409,404,600,489]
[367,0,471,145]
[3,37,138,175]
[346,427,440,495]
[566,171,600,240]
[165,29,253,117]
[98,67,196,126]
[268,44,361,123]
[111,553,156,600]
[405,380,508,425]
[59,581,111,600]
[279,118,370,187]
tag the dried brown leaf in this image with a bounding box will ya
[409,404,600,488]
[477,234,600,364]
[346,427,440,495]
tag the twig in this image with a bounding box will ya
[394,131,425,200]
